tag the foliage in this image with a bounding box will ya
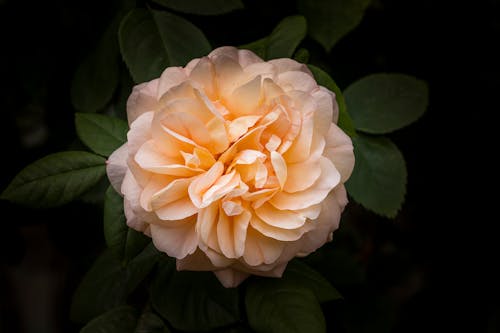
[1,1,429,332]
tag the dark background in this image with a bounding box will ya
[0,0,497,332]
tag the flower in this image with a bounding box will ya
[106,46,354,287]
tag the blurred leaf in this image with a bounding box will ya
[246,276,326,333]
[119,9,211,83]
[80,305,171,333]
[346,134,407,217]
[104,186,150,263]
[308,65,356,137]
[285,260,342,303]
[1,151,106,208]
[135,311,171,333]
[79,176,109,205]
[344,73,429,134]
[71,244,159,323]
[241,16,307,60]
[152,261,240,331]
[297,0,372,51]
[71,16,121,113]
[293,48,310,63]
[80,306,139,333]
[151,0,243,15]
[75,113,128,157]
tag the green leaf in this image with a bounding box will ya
[308,65,357,137]
[80,306,171,333]
[104,186,150,263]
[297,0,372,51]
[241,16,307,60]
[344,73,429,134]
[1,151,106,208]
[135,311,171,333]
[75,113,128,157]
[246,276,326,333]
[345,134,407,217]
[152,261,240,331]
[293,48,310,63]
[151,0,243,15]
[80,306,139,333]
[284,260,342,303]
[71,244,159,323]
[71,17,121,113]
[119,9,211,83]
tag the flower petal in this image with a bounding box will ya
[254,202,306,229]
[150,218,197,259]
[270,151,287,189]
[324,123,355,182]
[189,162,224,208]
[157,66,188,99]
[249,213,311,241]
[243,226,285,266]
[106,143,128,194]
[127,80,159,125]
[270,156,340,210]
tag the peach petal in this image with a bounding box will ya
[255,202,307,230]
[270,157,341,210]
[155,197,198,220]
[277,71,318,93]
[312,87,336,135]
[227,75,262,117]
[270,151,287,189]
[157,67,188,99]
[150,218,197,259]
[189,57,217,99]
[127,80,159,125]
[249,213,309,241]
[268,58,311,75]
[127,111,154,156]
[189,162,224,208]
[243,226,285,266]
[282,114,314,163]
[324,123,355,182]
[228,115,261,142]
[106,143,128,194]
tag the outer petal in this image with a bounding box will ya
[268,58,311,75]
[106,143,128,194]
[150,218,198,259]
[324,123,355,183]
[127,79,159,125]
[157,67,188,99]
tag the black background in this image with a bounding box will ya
[0,0,497,332]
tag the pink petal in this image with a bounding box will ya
[157,67,188,99]
[106,143,128,194]
[243,226,285,266]
[127,80,159,125]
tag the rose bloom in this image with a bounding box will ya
[107,47,354,287]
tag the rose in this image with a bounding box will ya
[106,46,355,287]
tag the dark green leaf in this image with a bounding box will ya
[1,151,106,208]
[119,9,168,83]
[246,277,326,333]
[284,260,342,303]
[346,134,407,217]
[344,73,429,134]
[135,311,171,333]
[71,19,120,113]
[298,0,372,51]
[308,65,357,137]
[151,9,212,66]
[75,113,128,157]
[104,186,150,263]
[71,244,159,323]
[152,262,240,331]
[241,16,307,60]
[80,306,139,333]
[119,9,211,83]
[151,0,243,15]
[293,48,310,63]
